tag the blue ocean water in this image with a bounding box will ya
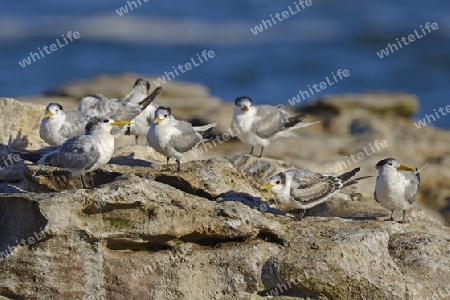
[0,0,449,127]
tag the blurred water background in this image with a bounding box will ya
[0,0,449,127]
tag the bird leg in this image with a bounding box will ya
[258,147,265,158]
[135,135,139,145]
[386,210,395,221]
[296,209,307,221]
[249,146,254,155]
[88,172,95,188]
[164,157,170,171]
[80,175,87,189]
[176,158,181,173]
[399,211,407,223]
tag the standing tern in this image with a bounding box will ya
[231,96,320,157]
[13,117,131,188]
[124,87,162,144]
[39,103,89,146]
[147,107,217,172]
[374,158,428,223]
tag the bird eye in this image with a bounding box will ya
[164,114,168,117]
[388,163,393,166]
[103,119,109,123]
[275,180,281,184]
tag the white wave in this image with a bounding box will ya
[0,14,343,45]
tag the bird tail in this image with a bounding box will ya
[193,123,218,132]
[285,113,321,130]
[338,167,360,182]
[415,163,429,174]
[336,167,372,187]
[196,123,218,141]
[285,113,306,128]
[139,87,162,109]
[414,162,429,183]
[343,175,374,188]
[337,167,374,187]
[7,146,50,163]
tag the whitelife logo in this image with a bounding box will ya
[18,31,81,68]
[250,0,313,35]
[376,22,439,58]
[152,50,215,87]
[288,69,350,106]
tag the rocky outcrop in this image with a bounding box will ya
[298,93,419,134]
[3,82,450,225]
[1,157,449,299]
[1,75,450,299]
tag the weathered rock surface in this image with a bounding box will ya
[1,75,450,298]
[299,93,419,134]
[3,88,450,225]
[1,157,449,299]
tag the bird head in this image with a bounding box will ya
[375,158,415,173]
[85,117,131,134]
[44,103,64,119]
[234,96,253,112]
[261,172,288,196]
[153,107,173,124]
[133,78,150,94]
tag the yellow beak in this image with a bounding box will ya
[153,117,163,123]
[260,183,274,190]
[44,111,53,118]
[241,107,249,112]
[397,165,415,172]
[111,120,132,126]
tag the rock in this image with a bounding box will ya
[1,161,449,299]
[22,157,273,206]
[2,85,450,227]
[0,98,46,150]
[298,93,419,134]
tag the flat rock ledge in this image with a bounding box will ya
[1,156,450,299]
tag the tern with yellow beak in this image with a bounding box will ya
[39,103,89,146]
[147,107,217,172]
[231,96,320,157]
[374,158,428,223]
[13,117,131,188]
[261,167,371,220]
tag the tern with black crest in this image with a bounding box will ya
[231,96,320,157]
[13,117,131,188]
[374,158,428,223]
[147,107,217,172]
[39,103,89,146]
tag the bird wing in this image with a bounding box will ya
[400,171,420,204]
[118,102,143,121]
[78,94,111,117]
[170,121,202,153]
[62,111,88,138]
[374,189,380,203]
[289,170,341,205]
[252,105,286,138]
[40,135,100,171]
[80,94,144,121]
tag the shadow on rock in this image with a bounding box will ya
[216,190,285,216]
[0,195,48,259]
